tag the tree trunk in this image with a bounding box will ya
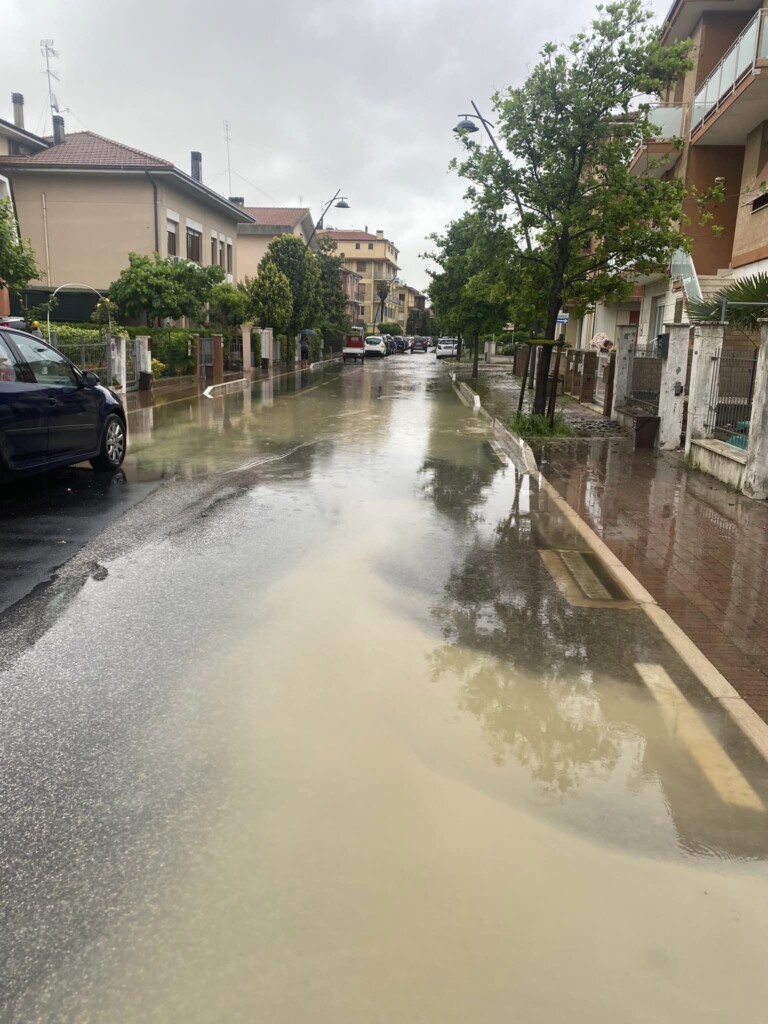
[457,333,463,360]
[532,293,562,414]
[472,331,480,380]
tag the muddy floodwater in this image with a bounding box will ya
[2,358,768,1022]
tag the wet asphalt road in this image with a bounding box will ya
[2,357,768,1023]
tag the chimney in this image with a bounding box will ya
[364,225,368,233]
[52,115,65,145]
[228,196,245,206]
[376,230,384,239]
[11,93,24,129]
[191,151,202,182]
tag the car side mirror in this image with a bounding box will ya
[81,370,101,387]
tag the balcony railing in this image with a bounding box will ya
[646,103,685,137]
[692,10,768,132]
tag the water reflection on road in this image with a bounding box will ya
[2,358,768,1022]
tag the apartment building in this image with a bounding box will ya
[235,206,316,280]
[572,0,768,348]
[0,94,252,318]
[319,228,401,328]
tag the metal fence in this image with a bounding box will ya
[705,349,757,450]
[629,340,662,411]
[52,337,113,386]
[224,336,242,372]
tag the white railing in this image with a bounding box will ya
[692,10,768,132]
[647,103,685,137]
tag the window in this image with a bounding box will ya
[752,192,768,213]
[648,295,665,339]
[11,335,78,388]
[167,220,177,257]
[219,240,225,268]
[0,336,20,382]
[368,243,373,250]
[211,236,217,264]
[187,227,202,263]
[356,261,367,273]
[226,243,233,274]
[355,242,361,250]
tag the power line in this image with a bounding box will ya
[223,120,232,199]
[229,167,278,204]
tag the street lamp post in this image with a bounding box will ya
[46,282,110,342]
[303,189,350,254]
[454,100,502,156]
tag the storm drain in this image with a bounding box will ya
[539,549,635,609]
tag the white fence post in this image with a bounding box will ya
[135,335,152,389]
[657,322,690,450]
[241,322,253,374]
[610,327,636,417]
[742,320,768,499]
[684,322,724,457]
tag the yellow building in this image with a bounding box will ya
[319,229,400,329]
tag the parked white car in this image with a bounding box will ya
[436,339,458,359]
[364,336,387,358]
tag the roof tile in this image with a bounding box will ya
[243,207,310,226]
[0,130,172,168]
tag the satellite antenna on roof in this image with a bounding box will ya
[40,39,60,136]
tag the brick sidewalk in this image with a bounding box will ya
[536,438,768,722]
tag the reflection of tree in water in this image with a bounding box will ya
[430,505,625,793]
[419,454,499,522]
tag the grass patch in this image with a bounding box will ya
[508,411,574,437]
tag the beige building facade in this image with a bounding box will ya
[235,206,315,281]
[0,102,251,312]
[319,229,400,328]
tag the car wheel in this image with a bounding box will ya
[90,414,126,471]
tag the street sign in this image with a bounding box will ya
[556,314,569,325]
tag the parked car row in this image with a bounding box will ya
[343,334,457,362]
[0,326,127,480]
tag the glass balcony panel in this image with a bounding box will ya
[705,67,722,106]
[648,105,683,137]
[692,89,707,129]
[760,12,768,59]
[719,47,738,97]
[735,15,759,79]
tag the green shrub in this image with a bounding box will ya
[279,334,295,364]
[308,337,322,363]
[508,411,573,437]
[151,358,167,379]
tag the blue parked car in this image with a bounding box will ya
[0,328,127,480]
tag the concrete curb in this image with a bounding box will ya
[450,371,768,763]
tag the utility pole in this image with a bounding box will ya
[40,39,60,136]
[224,120,232,197]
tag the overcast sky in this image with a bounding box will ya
[5,0,669,292]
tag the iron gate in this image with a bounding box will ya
[629,340,662,412]
[125,338,139,391]
[199,336,214,380]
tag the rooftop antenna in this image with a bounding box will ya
[223,120,232,197]
[40,39,60,135]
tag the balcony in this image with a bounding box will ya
[691,10,768,144]
[628,104,685,177]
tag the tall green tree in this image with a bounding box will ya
[263,234,321,336]
[0,197,39,299]
[108,253,224,326]
[427,211,512,377]
[243,260,293,336]
[207,282,248,330]
[315,236,350,340]
[454,0,692,410]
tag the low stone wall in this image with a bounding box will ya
[689,438,747,490]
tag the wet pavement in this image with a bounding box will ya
[538,438,768,723]
[2,358,768,1022]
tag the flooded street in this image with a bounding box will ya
[2,358,768,1022]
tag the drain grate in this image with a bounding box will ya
[539,549,635,608]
